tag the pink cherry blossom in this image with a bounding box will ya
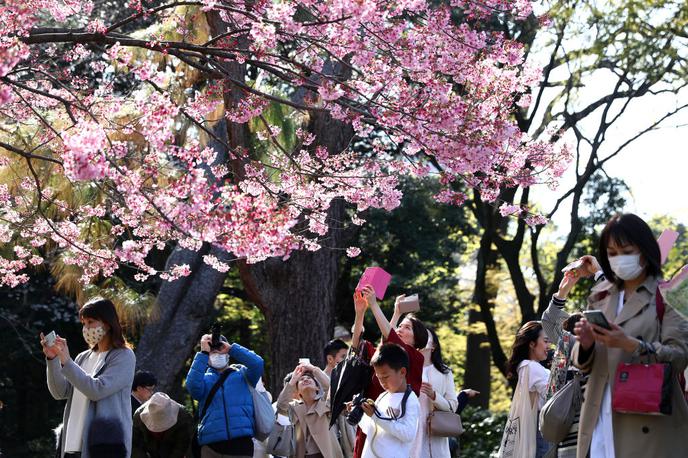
[0,0,571,286]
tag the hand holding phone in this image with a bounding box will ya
[45,331,57,347]
[562,259,584,273]
[298,358,311,366]
[583,310,612,331]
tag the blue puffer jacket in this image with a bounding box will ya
[186,344,264,445]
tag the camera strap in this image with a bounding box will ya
[200,366,234,421]
[373,384,413,421]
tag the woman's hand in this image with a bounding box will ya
[421,382,436,400]
[361,285,378,309]
[353,290,368,316]
[289,365,305,386]
[591,323,639,353]
[39,332,60,360]
[462,389,481,398]
[200,334,212,352]
[578,255,602,278]
[54,336,71,365]
[556,271,580,299]
[299,362,317,373]
[574,318,596,351]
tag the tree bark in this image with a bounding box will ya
[239,104,354,393]
[135,244,233,398]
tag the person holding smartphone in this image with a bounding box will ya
[41,297,136,458]
[568,213,688,458]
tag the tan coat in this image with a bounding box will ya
[572,276,688,458]
[276,367,344,458]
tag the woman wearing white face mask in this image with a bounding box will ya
[567,213,688,458]
[40,297,136,458]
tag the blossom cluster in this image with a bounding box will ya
[0,0,570,286]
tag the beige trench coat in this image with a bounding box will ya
[276,367,344,458]
[572,276,688,458]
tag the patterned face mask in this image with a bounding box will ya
[82,323,106,347]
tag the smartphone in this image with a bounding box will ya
[562,259,584,273]
[45,331,56,347]
[583,310,612,330]
[299,358,311,366]
[397,294,420,314]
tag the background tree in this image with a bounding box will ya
[463,0,688,404]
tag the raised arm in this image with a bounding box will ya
[61,348,136,402]
[389,295,406,329]
[363,285,392,340]
[352,290,368,349]
[230,343,264,386]
[542,270,580,342]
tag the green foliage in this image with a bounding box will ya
[648,215,688,279]
[0,273,84,457]
[458,406,508,458]
[337,176,477,333]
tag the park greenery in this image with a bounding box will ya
[1,0,687,456]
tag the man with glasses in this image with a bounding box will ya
[131,370,157,414]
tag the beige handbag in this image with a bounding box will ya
[428,410,464,437]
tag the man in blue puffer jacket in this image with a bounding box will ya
[186,333,264,458]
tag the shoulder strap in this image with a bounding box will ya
[656,287,665,324]
[237,366,254,391]
[200,367,234,421]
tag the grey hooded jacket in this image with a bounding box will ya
[46,347,136,458]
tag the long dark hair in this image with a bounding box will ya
[79,297,128,349]
[428,327,450,374]
[599,213,661,287]
[506,321,543,382]
[404,313,429,349]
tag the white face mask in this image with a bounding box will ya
[209,353,229,369]
[82,323,106,348]
[609,253,644,281]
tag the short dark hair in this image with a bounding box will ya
[132,370,157,391]
[599,213,661,286]
[371,343,409,371]
[323,339,348,360]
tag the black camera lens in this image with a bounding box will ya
[346,394,368,426]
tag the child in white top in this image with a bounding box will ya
[358,343,420,458]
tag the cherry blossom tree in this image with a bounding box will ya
[1,0,570,390]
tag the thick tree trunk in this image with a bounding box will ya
[135,244,233,398]
[464,309,491,409]
[239,198,347,393]
[240,104,354,393]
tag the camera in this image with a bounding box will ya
[210,324,223,350]
[346,393,373,426]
